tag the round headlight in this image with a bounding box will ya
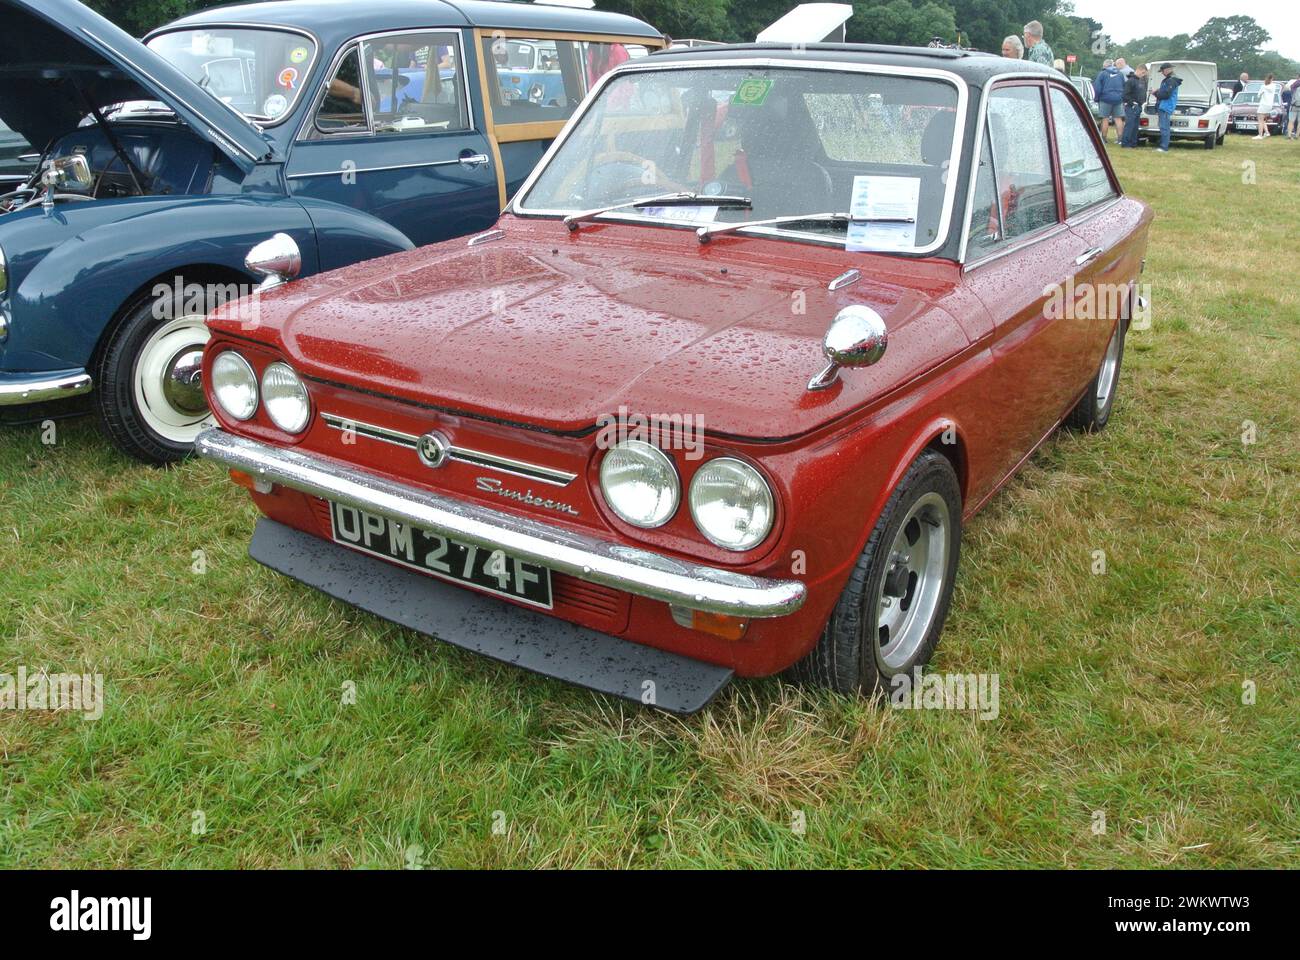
[599,440,679,528]
[211,351,257,421]
[261,362,310,434]
[689,458,774,551]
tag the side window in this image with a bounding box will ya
[483,36,634,125]
[985,85,1059,240]
[361,32,469,134]
[1050,88,1116,215]
[316,46,368,133]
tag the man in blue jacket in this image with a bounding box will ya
[1153,63,1182,152]
[1093,59,1126,143]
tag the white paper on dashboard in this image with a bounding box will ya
[637,206,720,223]
[846,175,921,252]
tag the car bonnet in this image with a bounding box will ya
[0,0,273,171]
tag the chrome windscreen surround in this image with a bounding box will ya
[197,428,807,619]
[511,57,969,257]
[320,413,577,487]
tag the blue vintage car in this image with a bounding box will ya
[0,0,660,463]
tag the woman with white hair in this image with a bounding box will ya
[1001,35,1024,59]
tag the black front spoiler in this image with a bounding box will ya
[249,519,734,714]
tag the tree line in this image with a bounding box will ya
[88,0,1297,80]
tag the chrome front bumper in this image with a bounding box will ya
[196,428,807,619]
[0,369,93,405]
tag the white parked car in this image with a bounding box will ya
[1139,61,1230,149]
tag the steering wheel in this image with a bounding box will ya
[580,151,751,206]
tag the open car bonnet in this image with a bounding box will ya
[1150,61,1218,103]
[0,0,273,172]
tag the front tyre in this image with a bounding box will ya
[95,291,216,464]
[793,450,962,696]
[1065,319,1125,433]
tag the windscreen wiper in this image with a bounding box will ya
[563,192,752,232]
[696,212,915,244]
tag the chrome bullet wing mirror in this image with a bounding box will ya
[245,233,302,292]
[808,305,888,391]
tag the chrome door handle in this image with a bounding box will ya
[1075,246,1104,266]
[459,154,490,168]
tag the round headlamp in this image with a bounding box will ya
[599,440,679,528]
[211,351,258,421]
[689,457,774,551]
[261,362,310,434]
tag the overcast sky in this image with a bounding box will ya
[1073,0,1300,60]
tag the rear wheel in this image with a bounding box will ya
[1204,131,1216,149]
[792,450,962,696]
[95,286,218,464]
[1066,320,1125,433]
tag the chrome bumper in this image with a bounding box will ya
[196,428,807,619]
[0,370,93,405]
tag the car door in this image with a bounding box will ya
[962,81,1096,472]
[285,30,499,248]
[1047,84,1130,359]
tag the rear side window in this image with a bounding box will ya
[482,36,636,125]
[1049,87,1116,216]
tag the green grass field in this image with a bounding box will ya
[1,135,1296,869]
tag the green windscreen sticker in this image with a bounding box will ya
[732,78,773,106]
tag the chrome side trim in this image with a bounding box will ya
[286,157,481,179]
[198,428,806,618]
[510,57,969,257]
[467,229,506,246]
[321,413,578,486]
[0,371,94,405]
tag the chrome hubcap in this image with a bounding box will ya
[875,492,951,671]
[1096,325,1121,408]
[133,315,213,444]
[162,347,207,414]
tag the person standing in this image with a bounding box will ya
[1001,35,1024,59]
[1115,57,1133,77]
[1253,74,1279,140]
[1094,59,1126,143]
[1023,20,1054,67]
[1153,63,1181,152]
[1233,73,1248,98]
[1121,64,1149,148]
[1288,74,1300,139]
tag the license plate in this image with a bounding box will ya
[1238,122,1256,129]
[329,501,553,608]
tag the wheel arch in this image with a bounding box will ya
[89,262,255,378]
[886,416,970,513]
